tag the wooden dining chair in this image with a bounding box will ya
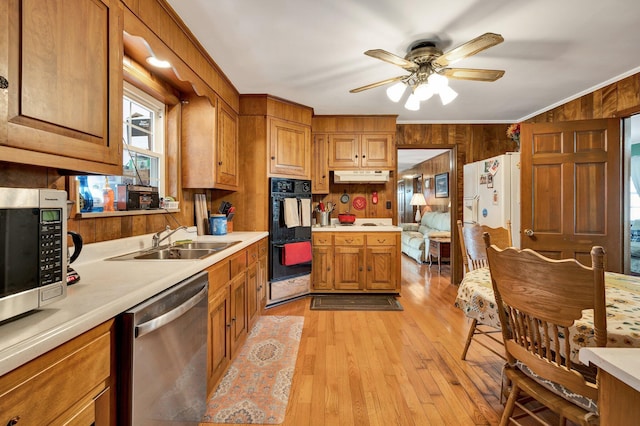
[457,219,512,360]
[484,234,606,426]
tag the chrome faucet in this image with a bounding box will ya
[152,225,188,248]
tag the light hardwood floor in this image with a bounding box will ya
[203,255,510,425]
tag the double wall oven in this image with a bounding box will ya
[268,178,312,305]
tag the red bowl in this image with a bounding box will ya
[338,213,356,224]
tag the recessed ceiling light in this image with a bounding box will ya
[146,56,171,69]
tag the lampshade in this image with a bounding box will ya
[386,82,407,102]
[427,73,448,92]
[404,93,420,111]
[439,85,458,105]
[409,193,427,206]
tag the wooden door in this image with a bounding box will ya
[520,119,621,270]
[269,117,310,178]
[2,0,123,174]
[333,246,364,290]
[328,134,359,169]
[360,134,393,169]
[216,98,239,189]
[312,246,333,290]
[312,133,329,193]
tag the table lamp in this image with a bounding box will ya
[410,193,427,222]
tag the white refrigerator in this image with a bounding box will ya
[463,152,521,248]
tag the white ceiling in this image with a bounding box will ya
[397,149,448,173]
[165,0,640,124]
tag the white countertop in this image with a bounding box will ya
[0,227,268,376]
[579,348,640,392]
[312,218,401,232]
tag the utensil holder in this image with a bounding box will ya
[315,211,330,227]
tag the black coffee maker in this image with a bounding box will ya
[67,231,83,285]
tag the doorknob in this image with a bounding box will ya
[524,229,535,237]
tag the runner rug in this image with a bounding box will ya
[310,294,403,311]
[202,315,304,424]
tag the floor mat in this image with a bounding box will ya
[202,315,304,424]
[310,294,403,311]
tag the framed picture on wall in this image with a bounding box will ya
[435,172,449,198]
[416,175,422,193]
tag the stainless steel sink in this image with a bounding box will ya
[172,241,240,251]
[107,241,241,261]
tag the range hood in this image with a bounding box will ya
[333,170,390,183]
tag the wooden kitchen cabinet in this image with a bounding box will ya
[182,95,239,190]
[328,133,394,170]
[269,117,311,178]
[247,242,260,331]
[228,250,248,357]
[0,0,123,174]
[206,260,232,395]
[257,238,268,313]
[0,320,115,425]
[311,232,400,293]
[312,133,330,194]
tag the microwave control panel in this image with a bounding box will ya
[39,209,64,286]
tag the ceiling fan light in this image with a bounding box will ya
[386,82,407,102]
[427,73,448,93]
[413,83,434,101]
[404,93,420,111]
[439,85,458,105]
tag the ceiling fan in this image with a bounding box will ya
[350,33,505,109]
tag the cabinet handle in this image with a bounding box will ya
[359,266,363,271]
[362,155,366,159]
[345,238,353,243]
[327,267,331,271]
[232,317,236,322]
[227,323,232,328]
[377,239,386,243]
[271,156,275,160]
[355,155,358,158]
[218,161,223,166]
[0,76,8,89]
[367,265,372,271]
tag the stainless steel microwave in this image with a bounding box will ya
[0,188,67,322]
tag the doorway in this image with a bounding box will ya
[624,114,640,275]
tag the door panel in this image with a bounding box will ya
[521,119,621,271]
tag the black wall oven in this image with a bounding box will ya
[269,178,312,285]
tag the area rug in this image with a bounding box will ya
[202,315,304,424]
[310,294,403,311]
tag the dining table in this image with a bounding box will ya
[455,267,640,364]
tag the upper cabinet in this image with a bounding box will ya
[0,0,123,175]
[181,95,239,190]
[312,133,329,194]
[313,116,397,172]
[269,117,310,178]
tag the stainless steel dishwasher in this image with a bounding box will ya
[119,271,209,425]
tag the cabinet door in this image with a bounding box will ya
[312,133,330,193]
[328,134,359,169]
[334,245,364,290]
[207,284,231,395]
[258,254,268,311]
[269,117,310,178]
[360,134,394,169]
[312,246,333,290]
[1,0,123,174]
[247,262,259,331]
[365,245,397,290]
[216,99,239,189]
[230,272,247,356]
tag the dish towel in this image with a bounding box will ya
[282,241,312,266]
[283,198,300,228]
[300,198,311,227]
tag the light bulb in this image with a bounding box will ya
[413,83,434,101]
[427,73,448,93]
[404,93,420,111]
[439,85,458,105]
[386,82,407,102]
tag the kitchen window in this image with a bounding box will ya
[77,82,166,212]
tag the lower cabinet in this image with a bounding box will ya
[0,320,114,425]
[312,232,400,293]
[206,238,267,395]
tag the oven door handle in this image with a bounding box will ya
[135,285,208,338]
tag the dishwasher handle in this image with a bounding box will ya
[135,285,208,338]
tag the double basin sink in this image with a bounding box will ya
[107,241,241,261]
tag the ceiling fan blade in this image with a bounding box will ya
[433,33,504,68]
[441,68,505,82]
[365,49,419,71]
[349,75,406,93]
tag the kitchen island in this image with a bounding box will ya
[311,218,401,293]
